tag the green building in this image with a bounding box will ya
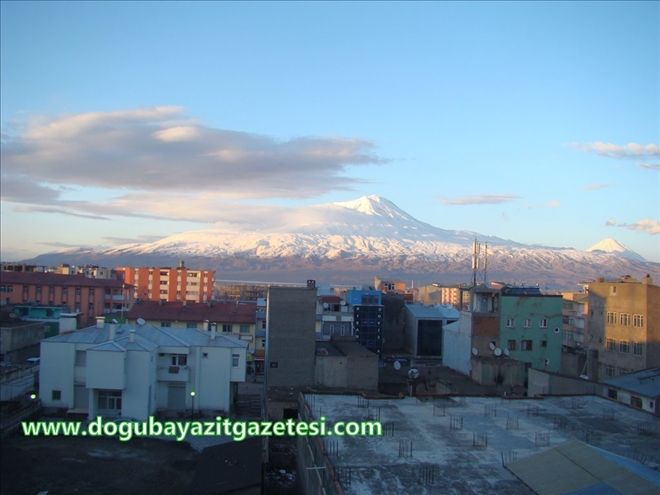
[499,288,563,373]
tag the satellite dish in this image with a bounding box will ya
[489,342,496,351]
[136,317,146,326]
[393,360,401,370]
[494,347,502,357]
[471,347,479,356]
[503,348,510,356]
[554,327,560,334]
[8,312,17,319]
[408,368,420,380]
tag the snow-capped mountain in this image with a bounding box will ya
[26,196,659,287]
[587,238,646,262]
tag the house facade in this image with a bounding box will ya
[39,318,247,420]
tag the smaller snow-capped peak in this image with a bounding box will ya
[332,195,415,221]
[587,238,645,261]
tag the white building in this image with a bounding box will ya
[39,317,247,420]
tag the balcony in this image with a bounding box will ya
[157,365,189,382]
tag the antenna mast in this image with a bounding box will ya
[483,242,488,284]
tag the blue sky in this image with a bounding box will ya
[1,1,658,261]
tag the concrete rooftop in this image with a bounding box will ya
[302,394,660,495]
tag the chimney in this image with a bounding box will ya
[643,274,653,285]
[210,323,217,340]
[108,324,116,341]
[204,319,210,331]
[128,329,135,343]
[96,316,105,329]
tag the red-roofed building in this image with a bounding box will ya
[0,272,132,326]
[126,300,258,362]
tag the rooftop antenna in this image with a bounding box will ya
[472,239,480,287]
[483,242,488,284]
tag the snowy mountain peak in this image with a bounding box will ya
[587,238,645,261]
[332,195,414,220]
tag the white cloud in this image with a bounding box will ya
[545,200,561,208]
[440,194,520,206]
[640,163,660,170]
[606,218,659,235]
[570,141,660,159]
[1,106,385,199]
[584,183,609,191]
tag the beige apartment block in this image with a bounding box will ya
[587,275,659,380]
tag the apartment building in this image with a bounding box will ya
[0,272,131,326]
[126,300,257,360]
[116,262,214,303]
[587,275,659,380]
[499,287,563,373]
[39,318,247,419]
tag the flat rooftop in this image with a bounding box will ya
[302,394,660,495]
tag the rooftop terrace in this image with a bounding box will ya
[301,394,659,495]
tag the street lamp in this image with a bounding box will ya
[190,391,196,419]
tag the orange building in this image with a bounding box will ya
[116,263,215,303]
[0,271,131,326]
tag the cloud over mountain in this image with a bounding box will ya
[1,106,385,203]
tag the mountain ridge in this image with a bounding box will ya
[20,195,660,288]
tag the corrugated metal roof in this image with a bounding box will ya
[602,368,660,398]
[506,440,660,495]
[44,323,247,349]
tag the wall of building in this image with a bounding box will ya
[39,342,76,408]
[499,295,563,373]
[470,357,526,387]
[588,279,660,379]
[121,350,156,420]
[527,368,598,397]
[442,320,471,376]
[266,287,316,389]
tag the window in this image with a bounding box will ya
[633,342,643,356]
[240,324,250,334]
[160,271,168,277]
[171,354,187,366]
[52,390,62,401]
[619,341,630,353]
[607,388,618,399]
[160,280,168,285]
[521,340,533,351]
[186,321,197,329]
[541,340,547,348]
[604,365,616,377]
[160,321,171,327]
[619,313,631,326]
[75,287,81,296]
[606,338,616,351]
[507,340,517,351]
[607,312,616,324]
[98,390,122,410]
[222,324,232,333]
[506,318,515,328]
[160,290,168,295]
[539,319,548,328]
[633,314,644,327]
[232,354,240,367]
[630,396,642,409]
[0,285,13,292]
[75,351,86,366]
[524,319,531,328]
[202,352,208,358]
[610,286,617,295]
